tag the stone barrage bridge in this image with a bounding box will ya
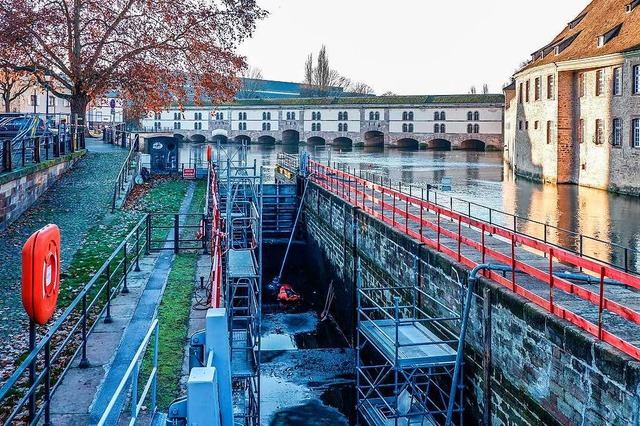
[141,94,505,151]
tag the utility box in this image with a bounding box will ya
[187,367,221,426]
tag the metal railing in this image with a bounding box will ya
[1,126,86,173]
[146,213,208,254]
[308,160,640,362]
[111,139,140,212]
[97,319,159,426]
[0,215,148,425]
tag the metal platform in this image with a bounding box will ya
[360,319,457,368]
[228,249,257,278]
[359,397,438,426]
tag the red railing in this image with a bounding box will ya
[208,164,223,308]
[308,160,640,361]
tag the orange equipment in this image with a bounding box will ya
[22,224,61,325]
[277,284,301,302]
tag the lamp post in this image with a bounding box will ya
[32,89,37,114]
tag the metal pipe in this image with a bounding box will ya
[553,271,624,286]
[446,263,514,426]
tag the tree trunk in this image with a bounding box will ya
[69,93,89,134]
[2,93,9,113]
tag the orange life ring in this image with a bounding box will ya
[206,145,212,162]
[22,224,61,325]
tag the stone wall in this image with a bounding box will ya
[303,182,640,425]
[0,151,85,230]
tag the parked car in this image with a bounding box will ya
[0,115,51,141]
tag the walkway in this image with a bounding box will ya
[306,160,640,361]
[0,139,128,368]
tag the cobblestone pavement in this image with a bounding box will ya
[0,139,129,353]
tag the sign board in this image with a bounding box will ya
[182,168,196,179]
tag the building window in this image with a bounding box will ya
[595,119,604,144]
[262,112,267,120]
[534,77,541,100]
[473,111,479,121]
[634,65,640,94]
[579,72,585,97]
[613,68,622,95]
[338,123,342,131]
[238,112,247,120]
[369,111,380,120]
[238,112,243,120]
[525,80,530,102]
[434,124,440,133]
[408,123,413,132]
[343,123,348,132]
[525,121,529,130]
[262,122,266,130]
[154,122,161,130]
[578,119,585,143]
[408,111,414,120]
[174,112,180,120]
[612,118,622,146]
[534,121,539,130]
[547,75,555,100]
[174,122,181,129]
[632,118,640,147]
[441,124,446,133]
[518,121,523,130]
[48,96,55,106]
[195,122,202,130]
[370,112,375,120]
[338,112,343,120]
[402,123,407,132]
[215,112,223,120]
[291,112,296,120]
[30,94,37,106]
[467,111,472,121]
[375,112,380,120]
[546,121,552,144]
[155,112,162,120]
[194,112,202,120]
[317,112,322,120]
[343,111,348,120]
[286,112,291,120]
[596,70,605,96]
[312,123,316,131]
[440,111,446,120]
[436,112,441,121]
[467,123,473,133]
[518,83,523,103]
[473,124,479,133]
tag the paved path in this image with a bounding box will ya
[0,139,128,364]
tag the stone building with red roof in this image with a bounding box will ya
[504,0,640,194]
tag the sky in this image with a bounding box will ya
[238,0,591,95]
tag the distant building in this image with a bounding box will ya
[504,0,640,195]
[236,78,345,99]
[140,94,504,150]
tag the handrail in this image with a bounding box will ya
[0,214,149,425]
[97,319,159,426]
[111,133,140,212]
[309,159,640,361]
[282,157,640,275]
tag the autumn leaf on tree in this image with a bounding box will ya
[0,0,267,124]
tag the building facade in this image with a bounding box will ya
[141,95,504,150]
[504,0,640,194]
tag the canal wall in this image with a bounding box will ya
[0,151,85,231]
[303,182,640,425]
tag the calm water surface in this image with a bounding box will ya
[190,143,640,270]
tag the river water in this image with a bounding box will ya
[186,143,640,272]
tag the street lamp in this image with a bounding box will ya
[32,89,37,114]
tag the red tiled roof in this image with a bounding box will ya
[521,0,640,72]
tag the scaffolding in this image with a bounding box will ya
[216,142,263,426]
[356,257,466,426]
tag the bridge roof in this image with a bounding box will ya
[220,94,504,107]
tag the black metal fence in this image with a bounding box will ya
[0,213,207,425]
[1,127,86,173]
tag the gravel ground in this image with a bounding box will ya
[0,139,129,358]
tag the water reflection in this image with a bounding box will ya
[180,142,640,271]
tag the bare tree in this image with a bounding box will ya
[0,66,33,112]
[482,83,489,94]
[349,82,375,95]
[469,85,477,94]
[301,45,373,96]
[237,66,264,99]
[304,54,314,85]
[381,91,397,96]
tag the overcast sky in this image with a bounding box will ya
[238,0,591,95]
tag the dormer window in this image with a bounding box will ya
[567,14,586,29]
[597,23,623,48]
[555,32,581,55]
[626,0,640,12]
